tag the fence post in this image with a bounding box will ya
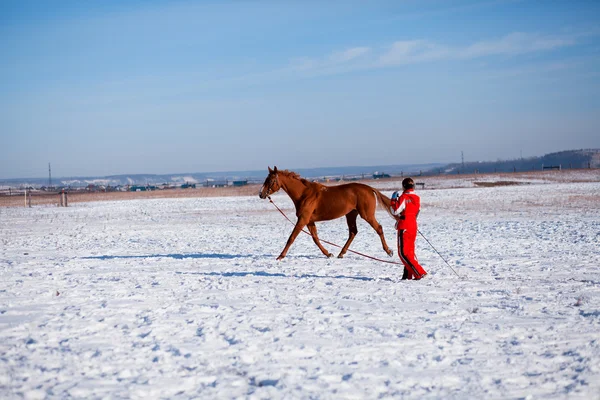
[25,189,31,207]
[64,191,68,207]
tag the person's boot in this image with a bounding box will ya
[401,269,411,280]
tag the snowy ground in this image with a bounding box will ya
[1,176,599,399]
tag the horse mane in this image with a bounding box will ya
[277,169,301,180]
[278,169,326,190]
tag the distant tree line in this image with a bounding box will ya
[438,149,599,175]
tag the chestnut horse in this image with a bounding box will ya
[259,166,395,260]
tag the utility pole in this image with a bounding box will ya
[48,163,52,189]
[461,151,464,170]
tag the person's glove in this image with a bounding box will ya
[390,191,400,209]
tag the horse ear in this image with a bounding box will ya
[274,166,278,173]
[268,166,273,173]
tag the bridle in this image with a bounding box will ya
[261,173,280,198]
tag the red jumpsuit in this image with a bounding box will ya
[390,189,427,280]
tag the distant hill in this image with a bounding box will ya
[442,149,600,174]
[0,163,443,189]
[1,149,597,189]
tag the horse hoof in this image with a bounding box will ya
[276,255,284,261]
[387,250,394,257]
[337,254,344,259]
[327,253,334,258]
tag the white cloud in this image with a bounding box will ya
[378,40,449,66]
[291,32,578,74]
[459,32,575,58]
[328,46,370,63]
[289,57,319,71]
[289,46,370,73]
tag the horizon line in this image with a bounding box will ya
[2,148,598,182]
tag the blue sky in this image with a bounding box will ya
[1,0,599,179]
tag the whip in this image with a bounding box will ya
[418,229,461,277]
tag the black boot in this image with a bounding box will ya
[401,268,409,280]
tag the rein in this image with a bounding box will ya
[268,196,403,265]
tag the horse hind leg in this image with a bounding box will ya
[307,222,333,258]
[363,213,394,257]
[338,210,359,258]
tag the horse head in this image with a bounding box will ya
[259,166,281,199]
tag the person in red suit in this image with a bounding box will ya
[390,178,428,280]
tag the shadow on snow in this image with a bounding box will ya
[82,253,248,260]
[175,270,392,282]
[82,253,393,282]
[82,253,352,262]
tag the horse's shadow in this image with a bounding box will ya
[82,253,251,260]
[82,253,391,282]
[82,253,330,261]
[176,270,389,282]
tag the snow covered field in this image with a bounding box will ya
[1,174,599,399]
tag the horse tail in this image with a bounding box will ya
[373,189,395,219]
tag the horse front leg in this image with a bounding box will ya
[277,218,308,260]
[307,222,333,258]
[338,210,358,258]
